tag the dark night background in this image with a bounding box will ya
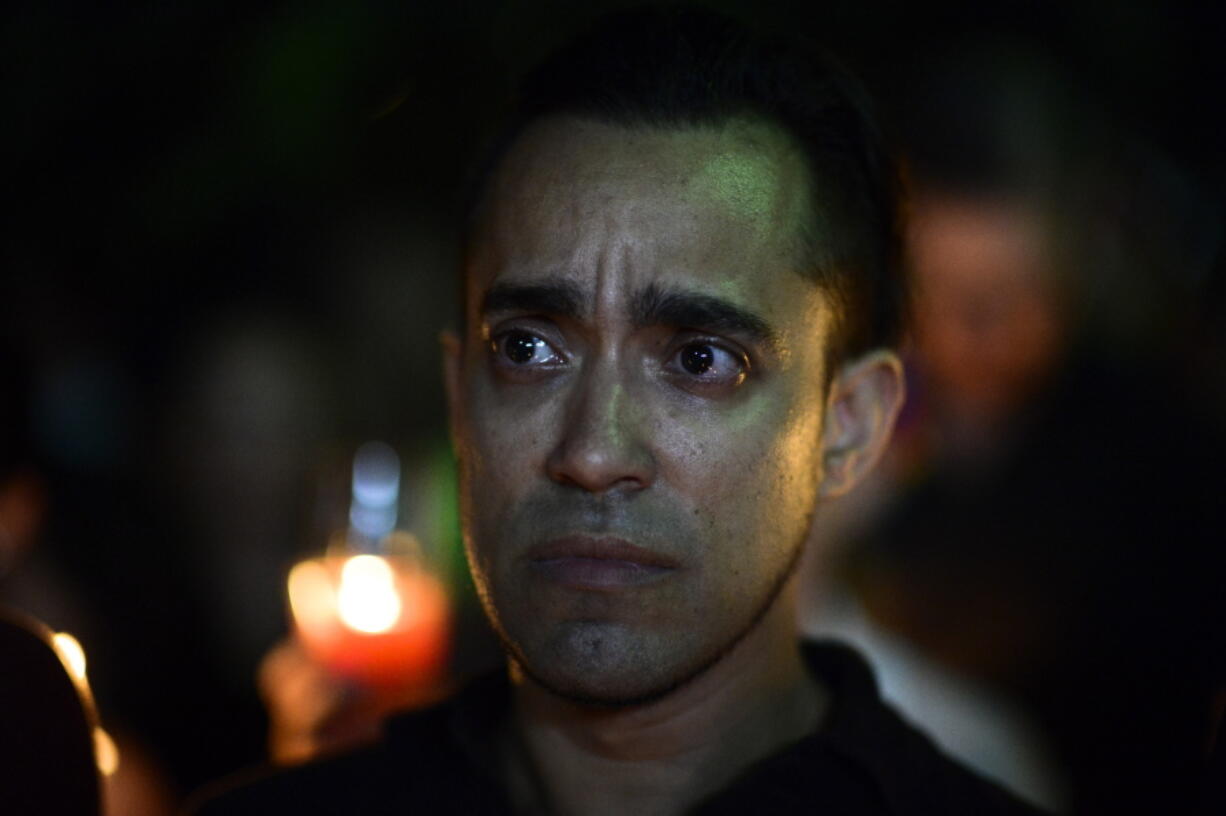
[3,1,1224,813]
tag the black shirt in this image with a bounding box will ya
[192,640,1047,815]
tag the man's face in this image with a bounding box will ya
[447,117,835,703]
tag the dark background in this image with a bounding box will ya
[3,0,1224,811]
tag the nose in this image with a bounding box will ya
[545,363,656,494]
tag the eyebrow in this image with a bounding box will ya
[480,278,587,320]
[632,283,778,348]
[479,278,778,350]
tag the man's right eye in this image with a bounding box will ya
[491,330,563,367]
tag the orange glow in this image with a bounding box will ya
[93,727,120,776]
[51,631,87,684]
[288,560,338,633]
[287,553,450,689]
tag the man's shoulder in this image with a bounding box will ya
[846,692,1049,816]
[708,640,1049,816]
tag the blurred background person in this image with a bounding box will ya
[799,37,1225,816]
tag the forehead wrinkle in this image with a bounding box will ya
[588,226,640,328]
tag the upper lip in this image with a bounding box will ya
[525,535,680,569]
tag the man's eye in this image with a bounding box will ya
[670,342,747,385]
[492,330,562,366]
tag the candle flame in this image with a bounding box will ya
[336,555,402,634]
[52,632,87,684]
[94,727,120,776]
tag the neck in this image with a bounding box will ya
[500,586,826,816]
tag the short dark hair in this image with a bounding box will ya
[463,5,906,363]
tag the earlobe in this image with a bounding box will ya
[818,350,906,499]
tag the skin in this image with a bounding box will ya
[444,116,903,814]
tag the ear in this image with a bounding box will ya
[440,329,464,447]
[818,349,906,499]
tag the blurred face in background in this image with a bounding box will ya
[0,470,45,565]
[909,193,1067,423]
[445,116,840,704]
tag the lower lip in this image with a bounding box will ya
[529,558,675,591]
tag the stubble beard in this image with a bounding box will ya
[487,530,809,709]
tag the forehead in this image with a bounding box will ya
[466,116,826,338]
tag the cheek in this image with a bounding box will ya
[751,405,825,532]
[658,389,824,541]
[459,373,559,515]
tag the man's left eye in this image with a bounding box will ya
[492,330,562,367]
[668,341,747,386]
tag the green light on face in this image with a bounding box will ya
[689,150,783,238]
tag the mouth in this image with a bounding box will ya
[524,535,680,591]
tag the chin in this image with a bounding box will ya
[505,620,724,708]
